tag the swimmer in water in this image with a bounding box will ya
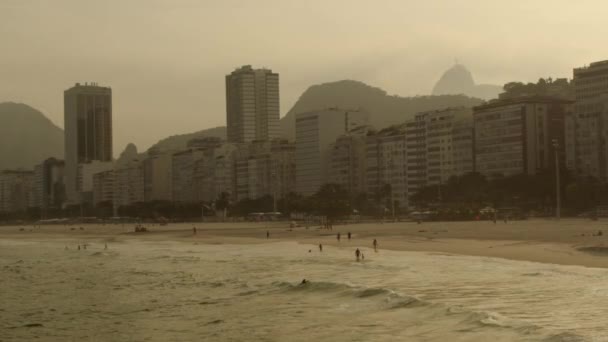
[301,279,308,284]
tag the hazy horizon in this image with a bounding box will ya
[2,0,608,153]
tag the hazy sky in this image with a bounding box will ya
[2,0,608,154]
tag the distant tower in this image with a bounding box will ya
[225,65,280,143]
[64,82,113,204]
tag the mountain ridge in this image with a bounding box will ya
[0,102,64,170]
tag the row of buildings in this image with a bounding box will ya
[3,60,608,215]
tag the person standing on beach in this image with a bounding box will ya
[319,244,323,252]
[193,227,197,235]
[373,239,378,252]
[266,231,270,239]
[355,248,361,261]
[337,233,341,242]
[347,232,351,241]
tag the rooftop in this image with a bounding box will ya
[473,95,573,111]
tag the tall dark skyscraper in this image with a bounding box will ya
[64,82,113,204]
[225,65,280,143]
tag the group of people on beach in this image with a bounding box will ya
[65,243,108,251]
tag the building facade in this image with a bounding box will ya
[226,65,280,143]
[232,139,296,202]
[295,108,369,196]
[566,60,608,181]
[92,170,114,206]
[143,153,173,202]
[78,161,113,205]
[172,149,205,203]
[365,125,408,209]
[114,160,145,208]
[474,97,570,178]
[64,83,112,204]
[30,158,65,213]
[0,170,34,213]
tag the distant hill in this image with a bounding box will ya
[148,80,484,151]
[280,80,484,139]
[0,102,63,170]
[147,126,226,154]
[432,64,502,100]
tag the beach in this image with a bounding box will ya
[2,218,608,268]
[2,219,608,341]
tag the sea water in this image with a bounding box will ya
[1,238,607,341]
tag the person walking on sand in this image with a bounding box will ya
[193,226,197,235]
[337,233,341,242]
[78,245,81,251]
[355,248,361,261]
[373,239,378,252]
[319,243,323,252]
[266,231,270,239]
[347,232,351,241]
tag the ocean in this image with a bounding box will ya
[1,238,607,341]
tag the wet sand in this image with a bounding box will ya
[2,218,608,268]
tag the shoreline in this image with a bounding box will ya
[2,218,608,268]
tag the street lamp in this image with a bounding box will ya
[552,139,561,220]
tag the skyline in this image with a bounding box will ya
[3,1,608,153]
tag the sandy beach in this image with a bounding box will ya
[2,218,608,268]
[4,218,608,341]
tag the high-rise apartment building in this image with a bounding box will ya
[114,159,145,208]
[31,158,65,213]
[474,97,570,178]
[573,60,608,101]
[64,82,112,204]
[418,107,474,186]
[328,126,370,199]
[226,65,280,143]
[0,170,33,213]
[566,60,608,181]
[365,125,408,209]
[233,139,296,201]
[295,108,369,196]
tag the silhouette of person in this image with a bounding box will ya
[319,244,323,252]
[355,248,361,261]
[337,233,341,242]
[373,239,378,252]
[347,232,351,240]
[266,231,270,239]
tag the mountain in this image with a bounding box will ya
[148,80,484,151]
[0,102,63,170]
[432,64,502,100]
[147,126,226,154]
[280,80,484,139]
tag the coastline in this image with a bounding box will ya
[2,218,608,268]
